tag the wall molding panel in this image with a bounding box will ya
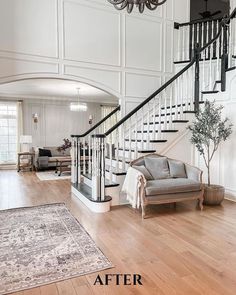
[0,0,190,109]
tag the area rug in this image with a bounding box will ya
[36,171,71,181]
[0,203,112,295]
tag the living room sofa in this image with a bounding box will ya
[130,154,204,218]
[33,147,71,170]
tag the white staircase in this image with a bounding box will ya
[71,9,236,213]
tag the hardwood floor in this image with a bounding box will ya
[1,170,236,295]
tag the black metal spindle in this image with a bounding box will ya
[213,20,217,58]
[199,23,203,58]
[194,43,200,112]
[193,23,198,51]
[221,20,228,91]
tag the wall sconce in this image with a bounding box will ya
[89,115,93,125]
[32,113,39,129]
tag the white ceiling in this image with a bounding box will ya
[0,79,118,104]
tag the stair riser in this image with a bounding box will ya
[105,158,129,170]
[82,175,92,188]
[105,186,122,206]
[133,131,178,142]
[105,171,126,184]
[141,122,188,133]
[118,149,155,159]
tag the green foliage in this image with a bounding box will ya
[187,100,233,185]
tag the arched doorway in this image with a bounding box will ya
[0,78,119,165]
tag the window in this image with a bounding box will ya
[0,102,17,164]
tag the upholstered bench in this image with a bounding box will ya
[130,154,204,218]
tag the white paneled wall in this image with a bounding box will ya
[0,0,190,114]
[22,99,101,147]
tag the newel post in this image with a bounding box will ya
[71,137,81,184]
[91,134,106,202]
[194,43,200,113]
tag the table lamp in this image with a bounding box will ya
[20,135,32,152]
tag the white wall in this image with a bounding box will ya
[22,98,101,147]
[195,72,236,200]
[0,0,190,115]
[164,68,236,199]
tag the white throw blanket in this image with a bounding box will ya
[122,167,146,209]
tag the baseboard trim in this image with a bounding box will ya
[225,189,236,202]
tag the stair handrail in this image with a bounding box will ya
[91,7,236,138]
[71,8,236,202]
[71,105,120,138]
[174,16,223,29]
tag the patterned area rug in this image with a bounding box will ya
[0,204,112,295]
[36,171,71,181]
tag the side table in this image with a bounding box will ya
[17,152,34,172]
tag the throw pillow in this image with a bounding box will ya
[39,148,52,157]
[144,156,170,180]
[168,159,187,178]
[133,165,153,180]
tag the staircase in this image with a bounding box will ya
[71,8,236,213]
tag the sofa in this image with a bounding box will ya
[130,154,204,218]
[33,147,71,170]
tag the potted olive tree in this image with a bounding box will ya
[188,101,233,205]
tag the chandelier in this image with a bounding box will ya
[70,88,88,112]
[108,0,167,14]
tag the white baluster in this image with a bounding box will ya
[146,102,151,148]
[209,43,213,90]
[182,26,186,60]
[71,138,76,184]
[174,79,178,119]
[122,123,126,171]
[109,135,113,182]
[134,112,138,158]
[158,97,162,139]
[228,21,232,68]
[141,108,144,149]
[178,27,181,61]
[169,85,173,129]
[202,48,206,90]
[128,117,132,160]
[83,137,86,175]
[191,66,195,110]
[88,135,91,175]
[163,90,167,130]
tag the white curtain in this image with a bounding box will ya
[17,101,23,153]
[101,105,118,134]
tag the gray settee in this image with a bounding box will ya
[130,154,204,218]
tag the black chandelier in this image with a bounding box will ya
[108,0,167,14]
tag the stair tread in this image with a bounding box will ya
[82,173,120,187]
[226,66,236,72]
[160,101,204,111]
[135,130,178,133]
[146,119,189,125]
[105,156,130,164]
[183,110,196,114]
[125,139,167,143]
[72,183,112,202]
[117,148,156,153]
[202,90,219,94]
[174,60,191,64]
[105,166,127,176]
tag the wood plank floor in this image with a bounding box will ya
[1,170,236,295]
